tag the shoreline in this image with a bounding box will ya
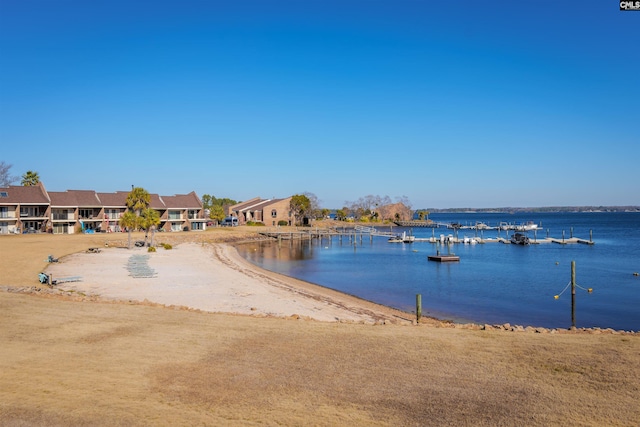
[41,242,418,324]
[4,238,632,334]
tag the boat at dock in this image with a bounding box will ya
[510,232,530,245]
[500,221,539,231]
[388,231,415,243]
[463,236,479,244]
[403,235,415,243]
[473,222,493,230]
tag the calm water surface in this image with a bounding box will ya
[236,212,640,331]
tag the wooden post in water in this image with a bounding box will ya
[416,294,422,323]
[590,229,593,243]
[562,230,565,243]
[571,260,576,329]
[570,227,574,238]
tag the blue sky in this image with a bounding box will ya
[1,1,638,209]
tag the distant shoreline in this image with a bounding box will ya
[420,207,640,213]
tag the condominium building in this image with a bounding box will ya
[0,182,206,234]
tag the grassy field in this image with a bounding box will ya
[1,230,639,426]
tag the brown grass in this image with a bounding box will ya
[1,231,639,426]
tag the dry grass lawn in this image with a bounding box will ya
[1,230,639,426]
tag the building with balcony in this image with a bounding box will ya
[0,182,50,234]
[0,182,206,234]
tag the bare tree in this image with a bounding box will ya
[395,195,413,212]
[0,161,18,187]
[303,192,321,219]
[345,194,394,220]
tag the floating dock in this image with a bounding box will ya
[428,254,460,262]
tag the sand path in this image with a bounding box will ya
[45,243,412,323]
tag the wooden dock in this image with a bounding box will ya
[428,254,460,262]
[257,226,595,245]
[258,225,396,241]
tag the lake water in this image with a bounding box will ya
[236,212,640,331]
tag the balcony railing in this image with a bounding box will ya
[20,213,46,218]
[52,214,74,220]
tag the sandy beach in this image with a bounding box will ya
[44,242,412,323]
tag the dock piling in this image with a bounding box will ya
[416,294,422,323]
[571,261,576,328]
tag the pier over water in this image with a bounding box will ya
[258,225,594,245]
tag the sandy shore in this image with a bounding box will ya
[44,242,413,324]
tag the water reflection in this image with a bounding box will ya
[240,239,316,263]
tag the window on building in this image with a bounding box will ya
[105,209,121,220]
[271,209,277,218]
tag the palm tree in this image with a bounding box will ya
[140,208,161,247]
[126,187,151,215]
[21,170,40,186]
[119,211,139,249]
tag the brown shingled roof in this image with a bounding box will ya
[96,192,129,207]
[161,192,202,209]
[0,183,50,204]
[0,183,204,211]
[49,190,101,207]
[149,193,166,210]
[230,197,267,212]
